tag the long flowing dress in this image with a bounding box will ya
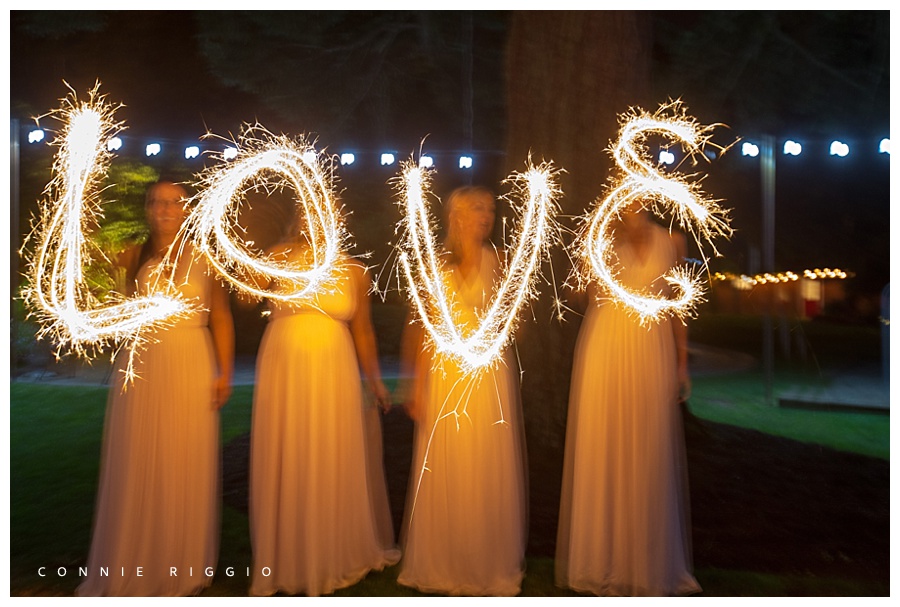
[76,252,221,597]
[249,261,399,597]
[556,222,701,596]
[398,249,528,597]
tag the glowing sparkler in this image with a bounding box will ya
[180,128,348,302]
[394,159,560,527]
[574,101,732,323]
[21,86,192,379]
[395,160,561,374]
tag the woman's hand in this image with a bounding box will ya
[371,380,392,413]
[396,378,422,422]
[213,373,232,409]
[403,398,422,423]
[677,361,691,403]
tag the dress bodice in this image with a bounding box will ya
[266,261,357,323]
[444,247,500,333]
[136,246,211,328]
[609,222,678,298]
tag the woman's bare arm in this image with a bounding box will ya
[348,263,391,411]
[207,276,235,409]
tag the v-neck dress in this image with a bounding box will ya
[76,250,220,597]
[555,222,701,596]
[398,248,527,596]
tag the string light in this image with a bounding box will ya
[712,268,851,287]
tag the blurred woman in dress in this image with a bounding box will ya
[77,181,234,596]
[397,186,527,596]
[247,221,399,596]
[556,204,700,596]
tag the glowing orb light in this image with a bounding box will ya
[21,86,192,381]
[741,141,759,157]
[395,159,561,374]
[783,140,802,156]
[829,140,849,157]
[573,101,732,323]
[180,128,348,303]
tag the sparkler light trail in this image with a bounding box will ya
[393,159,560,528]
[573,101,732,323]
[395,160,561,374]
[21,86,192,380]
[180,128,348,302]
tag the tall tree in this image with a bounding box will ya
[194,11,509,149]
[653,11,890,136]
[505,11,653,449]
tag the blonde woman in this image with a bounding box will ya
[398,186,527,596]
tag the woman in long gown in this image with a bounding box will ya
[555,206,701,596]
[397,186,527,596]
[77,181,235,597]
[248,240,399,597]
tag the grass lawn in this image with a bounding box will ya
[690,371,889,460]
[9,362,888,597]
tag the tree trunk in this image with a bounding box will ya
[505,11,652,450]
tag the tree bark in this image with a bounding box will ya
[505,11,652,449]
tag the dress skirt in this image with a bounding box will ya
[249,309,398,597]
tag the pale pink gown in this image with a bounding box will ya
[556,222,700,596]
[249,261,399,596]
[398,249,527,596]
[77,253,220,597]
